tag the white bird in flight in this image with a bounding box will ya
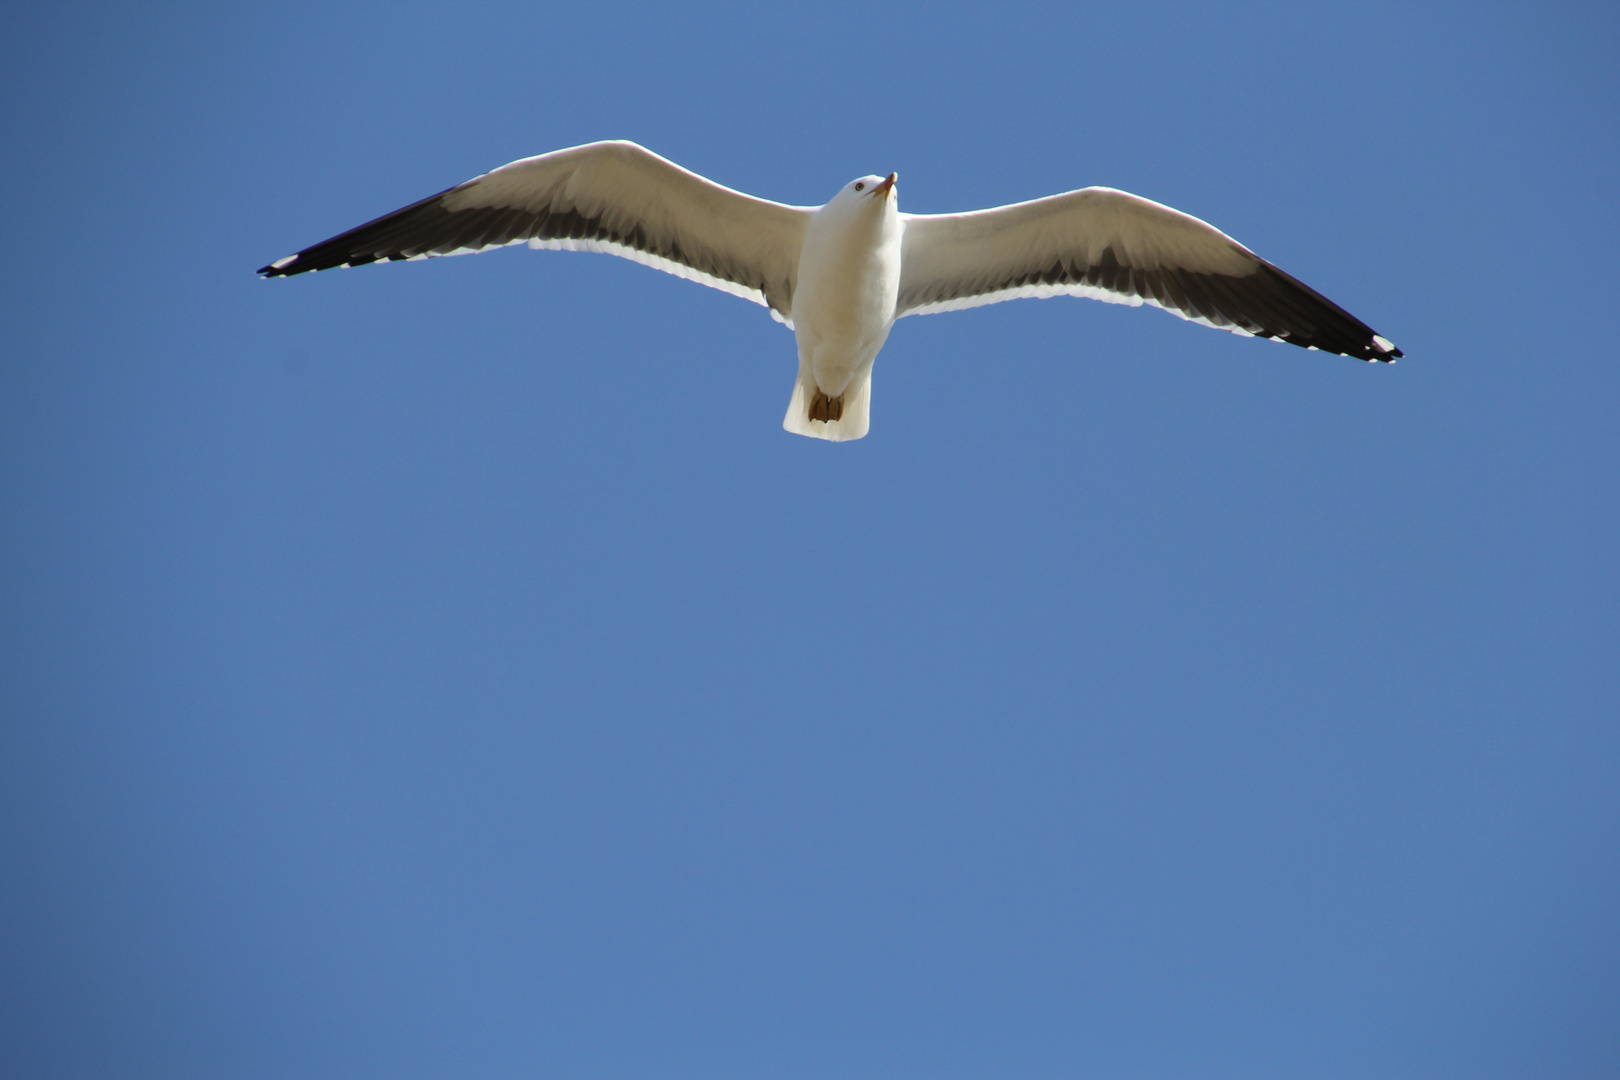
[261,140,1401,442]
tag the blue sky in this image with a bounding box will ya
[2,3,1616,1078]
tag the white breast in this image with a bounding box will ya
[792,201,903,395]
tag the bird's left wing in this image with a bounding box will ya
[897,187,1400,361]
[259,141,812,324]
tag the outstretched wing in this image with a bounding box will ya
[259,141,812,324]
[897,188,1400,361]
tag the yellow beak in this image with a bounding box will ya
[873,172,897,198]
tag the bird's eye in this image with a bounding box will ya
[854,182,864,191]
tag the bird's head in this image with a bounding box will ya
[832,172,899,213]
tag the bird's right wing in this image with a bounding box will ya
[259,141,813,325]
[897,187,1400,361]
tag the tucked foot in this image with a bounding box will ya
[808,390,844,423]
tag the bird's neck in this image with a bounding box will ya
[808,204,898,257]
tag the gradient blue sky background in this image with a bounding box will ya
[2,4,1616,1078]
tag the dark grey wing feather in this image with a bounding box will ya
[898,188,1400,361]
[259,141,811,323]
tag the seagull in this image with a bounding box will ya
[260,140,1401,442]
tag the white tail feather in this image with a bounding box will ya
[782,360,872,442]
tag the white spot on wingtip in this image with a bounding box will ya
[271,254,298,269]
[1373,335,1395,352]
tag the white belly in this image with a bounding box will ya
[792,216,902,397]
